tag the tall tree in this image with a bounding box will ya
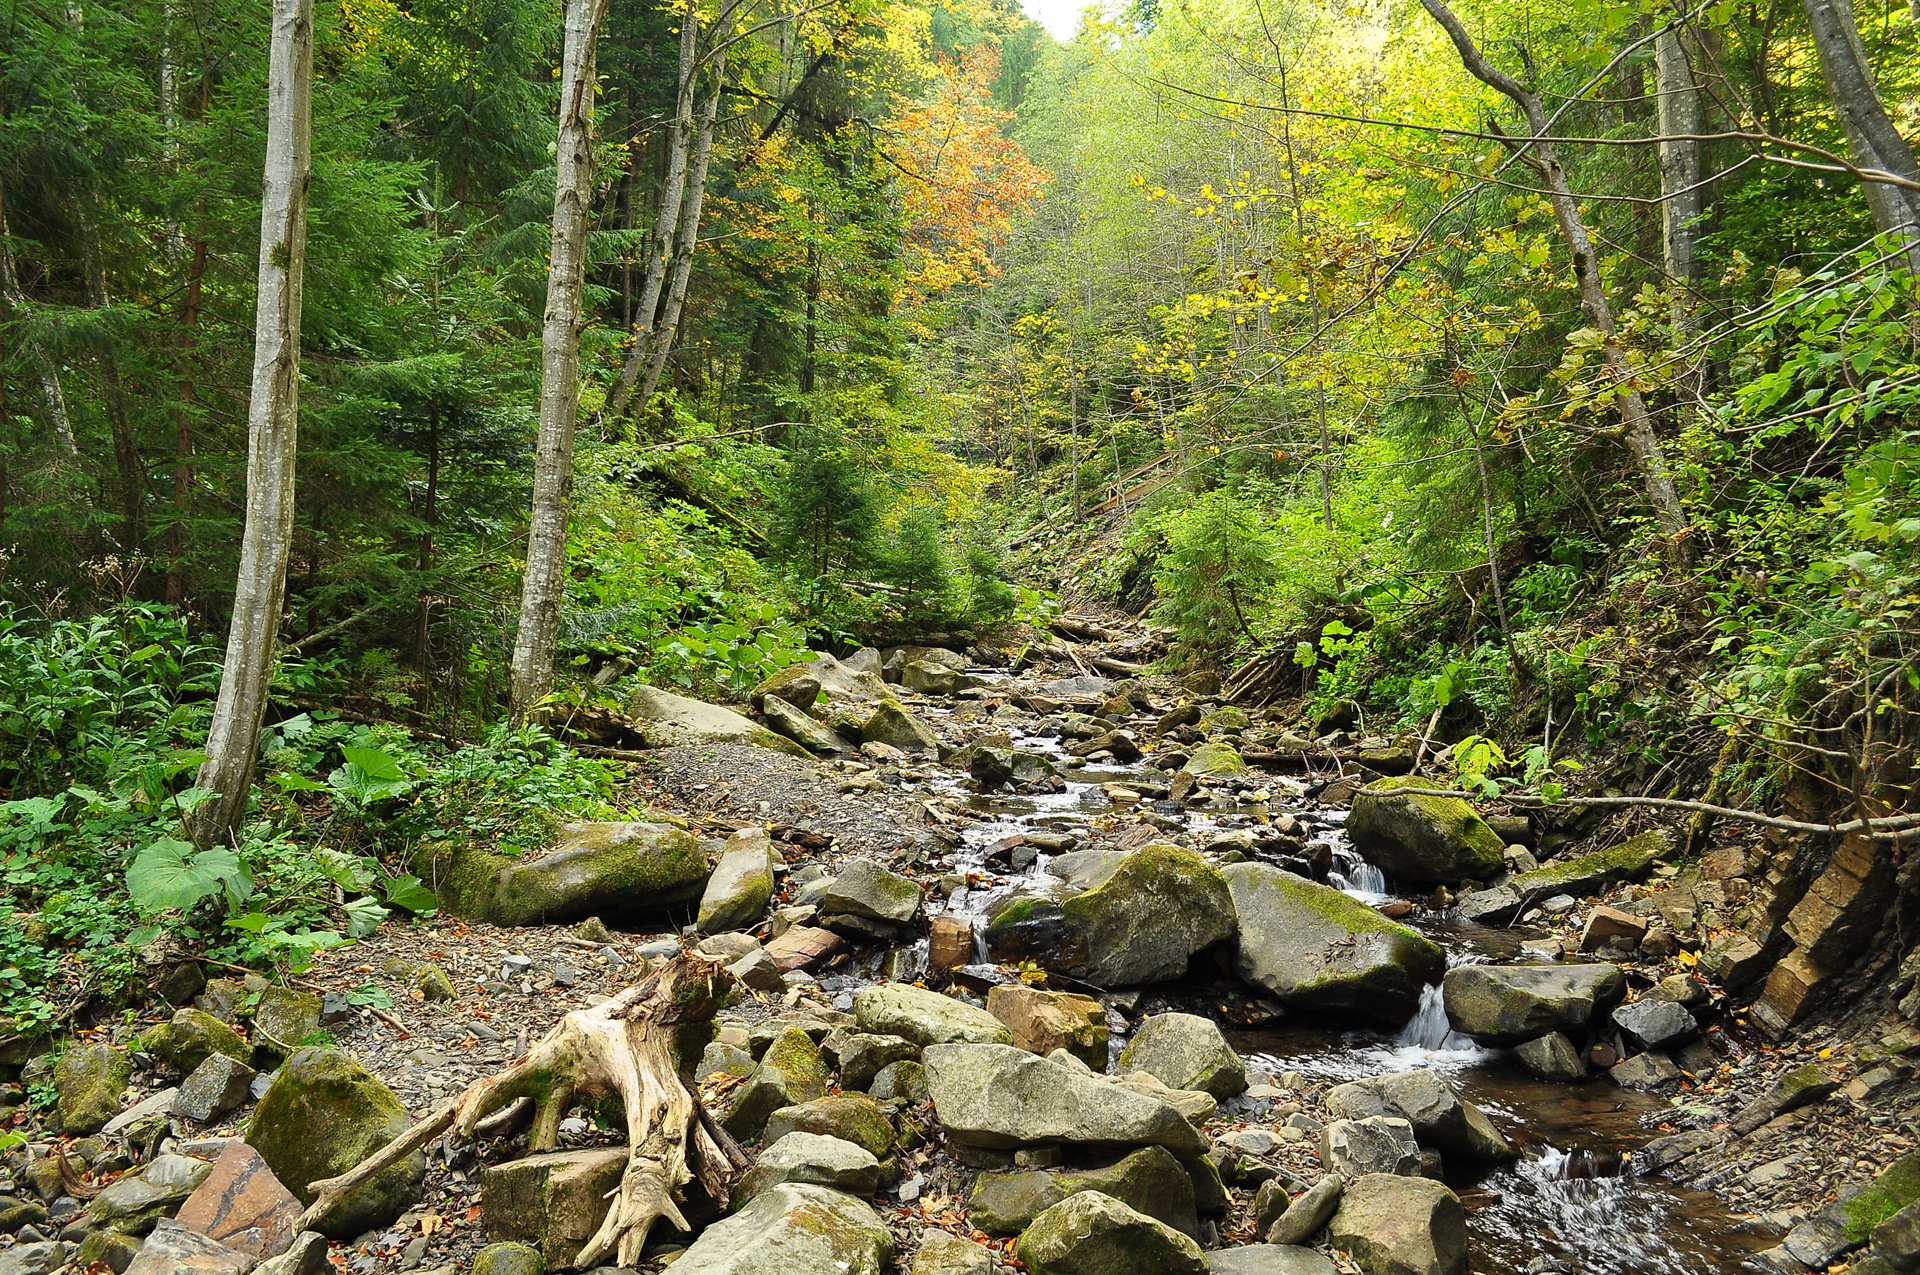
[508,0,611,722]
[193,0,314,844]
[1420,0,1693,557]
[1800,0,1920,265]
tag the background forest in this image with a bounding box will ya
[1,0,1917,1031]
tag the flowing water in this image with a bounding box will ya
[912,697,1778,1273]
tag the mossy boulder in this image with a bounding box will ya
[1348,775,1506,885]
[1060,845,1236,987]
[723,1027,829,1141]
[82,1154,214,1235]
[734,1132,884,1203]
[250,987,321,1060]
[698,829,781,933]
[1440,963,1627,1048]
[762,1093,895,1158]
[860,700,940,752]
[245,1047,426,1238]
[54,1042,132,1134]
[1512,831,1669,898]
[1849,1151,1920,1243]
[1183,742,1245,777]
[471,1243,544,1275]
[669,1182,894,1275]
[970,1147,1199,1238]
[416,820,711,926]
[1016,1191,1207,1275]
[145,1008,250,1075]
[628,684,809,755]
[1225,863,1444,1024]
[853,983,1013,1047]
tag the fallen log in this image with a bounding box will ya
[1086,655,1147,677]
[297,951,743,1267]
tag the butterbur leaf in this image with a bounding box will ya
[128,839,241,914]
[344,896,388,938]
[340,745,405,782]
[382,874,439,915]
[346,982,393,1008]
[272,772,329,793]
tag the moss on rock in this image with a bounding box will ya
[1348,774,1506,885]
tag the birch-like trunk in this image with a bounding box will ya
[636,49,728,407]
[1422,0,1692,556]
[0,177,78,457]
[507,0,610,723]
[1656,27,1705,408]
[192,0,313,846]
[601,0,698,424]
[1801,0,1920,265]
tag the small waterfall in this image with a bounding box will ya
[1331,858,1388,896]
[1395,983,1479,1054]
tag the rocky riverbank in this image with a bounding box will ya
[5,623,1920,1275]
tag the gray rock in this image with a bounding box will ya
[968,1147,1198,1238]
[698,829,781,934]
[1441,963,1627,1047]
[123,1219,252,1275]
[859,701,940,752]
[1060,844,1236,987]
[145,1008,250,1075]
[251,1232,331,1275]
[1452,886,1523,927]
[1318,1118,1419,1179]
[722,1028,829,1140]
[1224,864,1443,1024]
[173,1053,257,1124]
[823,1031,918,1090]
[669,1183,894,1275]
[1610,999,1699,1052]
[969,748,1060,789]
[761,1094,894,1159]
[628,684,805,753]
[1206,1247,1337,1275]
[760,698,853,755]
[1119,1014,1247,1099]
[912,1230,995,1275]
[1016,1191,1207,1275]
[1513,1032,1586,1082]
[469,1243,544,1275]
[1347,776,1505,885]
[85,1154,215,1235]
[1326,1072,1512,1162]
[0,1243,71,1275]
[251,989,321,1059]
[853,984,1012,1047]
[1267,1175,1344,1246]
[922,1043,1209,1155]
[480,820,711,926]
[480,1148,627,1269]
[868,1060,929,1103]
[1609,1053,1683,1091]
[819,860,923,927]
[1327,1174,1468,1275]
[736,1132,883,1202]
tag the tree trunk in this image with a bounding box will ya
[79,203,146,549]
[1801,0,1920,264]
[0,176,78,457]
[167,233,206,607]
[298,952,744,1267]
[1656,26,1706,404]
[601,0,698,425]
[192,0,313,846]
[636,48,727,410]
[1421,0,1693,558]
[508,0,610,723]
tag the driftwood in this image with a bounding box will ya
[297,952,744,1267]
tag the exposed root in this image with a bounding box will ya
[297,950,738,1267]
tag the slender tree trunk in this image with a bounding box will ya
[1801,0,1920,264]
[1656,24,1707,410]
[602,0,698,424]
[637,49,728,410]
[508,0,611,723]
[79,203,145,548]
[1277,67,1335,532]
[0,177,78,457]
[1422,0,1693,558]
[167,233,206,606]
[192,0,313,846]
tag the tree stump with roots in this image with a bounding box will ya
[295,950,747,1268]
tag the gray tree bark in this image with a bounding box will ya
[1422,0,1693,556]
[1801,0,1920,264]
[508,0,611,722]
[637,49,728,408]
[193,0,313,845]
[1656,26,1705,407]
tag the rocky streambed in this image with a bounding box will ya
[6,629,1919,1275]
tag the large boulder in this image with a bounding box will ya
[1611,999,1699,1051]
[245,1047,426,1238]
[735,1132,883,1203]
[1016,1191,1207,1275]
[921,1043,1208,1155]
[858,700,940,752]
[1441,963,1627,1048]
[698,829,781,933]
[1347,776,1505,885]
[760,698,853,755]
[122,1219,252,1275]
[1511,830,1668,898]
[762,1094,895,1159]
[1327,1174,1468,1275]
[1224,864,1443,1023]
[1326,1071,1514,1162]
[854,984,1013,1047]
[819,860,923,928]
[54,1042,132,1134]
[1205,1247,1337,1275]
[480,1148,628,1269]
[756,653,888,709]
[174,1141,302,1260]
[723,1027,829,1140]
[144,1008,249,1075]
[628,684,807,754]
[429,820,711,926]
[669,1183,893,1275]
[1318,1118,1419,1179]
[1118,1014,1247,1099]
[1060,845,1236,987]
[969,1146,1199,1238]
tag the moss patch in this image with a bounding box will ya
[1848,1151,1920,1242]
[1514,830,1669,895]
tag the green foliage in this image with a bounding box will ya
[1147,488,1285,656]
